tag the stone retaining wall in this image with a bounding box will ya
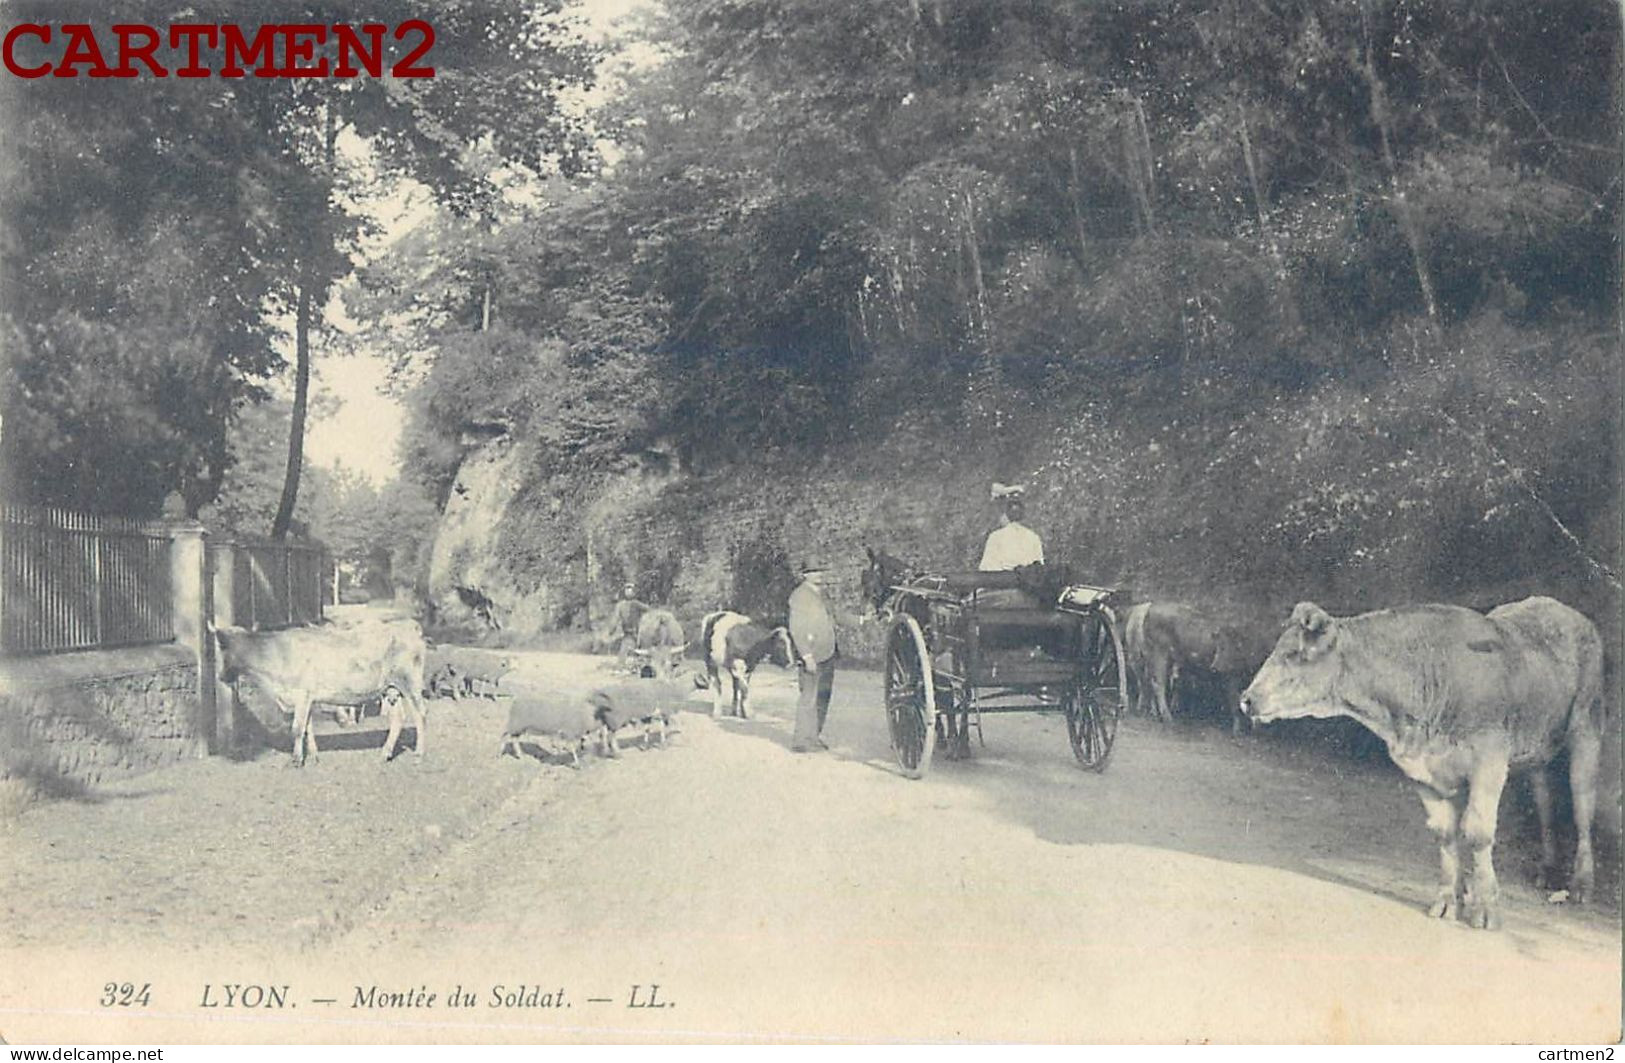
[0,645,204,794]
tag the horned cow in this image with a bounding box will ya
[1241,596,1605,930]
[634,608,687,679]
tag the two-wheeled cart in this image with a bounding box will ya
[872,568,1126,779]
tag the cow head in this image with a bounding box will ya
[644,648,685,682]
[1239,602,1344,723]
[211,625,254,682]
[768,626,797,669]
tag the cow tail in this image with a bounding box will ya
[1571,621,1609,741]
[700,612,721,665]
[1591,643,1614,734]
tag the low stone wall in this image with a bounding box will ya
[0,645,204,795]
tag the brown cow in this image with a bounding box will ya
[634,608,686,680]
[1122,601,1243,733]
[1240,597,1604,930]
[215,617,429,766]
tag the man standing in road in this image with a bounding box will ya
[600,582,648,668]
[788,562,838,753]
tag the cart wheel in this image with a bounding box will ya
[1066,610,1126,771]
[884,615,936,779]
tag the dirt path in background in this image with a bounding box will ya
[1,650,1618,1043]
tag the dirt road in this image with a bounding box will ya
[1,650,1618,1043]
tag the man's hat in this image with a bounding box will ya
[800,561,830,575]
[991,481,1027,502]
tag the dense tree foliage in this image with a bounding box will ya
[0,0,596,524]
[381,0,1616,460]
[357,0,1617,633]
[4,0,1616,626]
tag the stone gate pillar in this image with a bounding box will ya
[166,521,216,756]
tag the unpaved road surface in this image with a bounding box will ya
[1,649,1618,1043]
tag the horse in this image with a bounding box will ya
[861,546,916,618]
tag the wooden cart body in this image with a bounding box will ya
[877,567,1127,778]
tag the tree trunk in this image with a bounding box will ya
[1237,102,1280,271]
[1067,144,1089,261]
[1359,3,1439,323]
[1122,95,1157,235]
[1238,100,1304,338]
[270,280,312,539]
[271,91,341,540]
[961,189,988,340]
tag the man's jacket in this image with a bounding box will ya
[788,581,837,664]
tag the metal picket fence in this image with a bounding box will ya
[1,505,327,657]
[0,505,174,655]
[207,536,327,632]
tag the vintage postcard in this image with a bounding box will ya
[0,0,1619,1045]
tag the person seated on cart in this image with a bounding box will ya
[976,483,1047,614]
[979,483,1044,572]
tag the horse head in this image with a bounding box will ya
[861,546,913,618]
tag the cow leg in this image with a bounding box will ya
[1223,676,1248,737]
[1528,768,1562,891]
[380,689,405,763]
[735,666,752,719]
[1460,754,1510,930]
[404,686,428,758]
[709,671,724,717]
[286,693,314,767]
[1417,786,1464,921]
[1149,656,1174,723]
[1567,729,1600,904]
